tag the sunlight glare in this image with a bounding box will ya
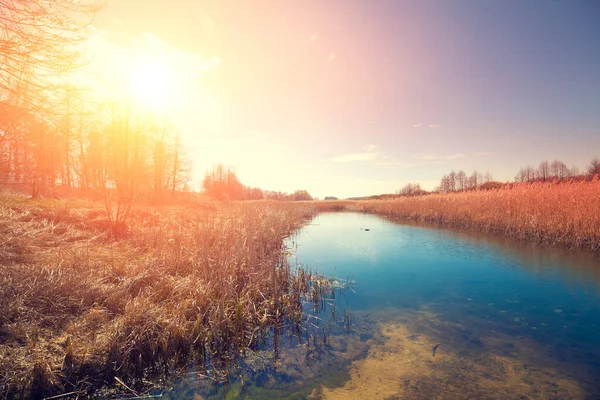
[78,32,225,187]
[128,58,175,111]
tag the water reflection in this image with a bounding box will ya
[422,219,600,294]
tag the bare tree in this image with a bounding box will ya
[166,133,192,199]
[587,157,600,178]
[398,182,423,196]
[515,165,536,183]
[571,165,580,177]
[203,164,246,200]
[1,0,100,196]
[469,170,483,188]
[152,121,167,197]
[0,0,99,100]
[448,170,456,192]
[537,160,550,182]
[102,103,148,233]
[440,174,449,192]
[456,170,466,191]
[550,160,569,180]
[484,171,493,183]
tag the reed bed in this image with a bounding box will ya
[0,196,338,398]
[4,180,597,397]
[354,179,600,253]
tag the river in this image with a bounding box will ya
[171,212,600,399]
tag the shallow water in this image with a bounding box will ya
[171,212,600,399]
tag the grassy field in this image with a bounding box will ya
[352,179,600,253]
[0,194,341,398]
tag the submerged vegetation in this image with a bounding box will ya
[0,193,342,398]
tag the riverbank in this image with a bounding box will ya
[0,194,335,398]
[3,179,599,397]
[348,179,600,254]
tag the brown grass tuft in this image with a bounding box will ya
[0,195,339,397]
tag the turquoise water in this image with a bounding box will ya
[290,212,600,398]
[173,212,600,399]
[292,213,600,334]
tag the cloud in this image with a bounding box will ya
[329,53,336,61]
[332,144,379,163]
[474,151,492,156]
[413,123,441,128]
[375,161,419,168]
[422,153,465,160]
[309,34,319,42]
[332,152,377,163]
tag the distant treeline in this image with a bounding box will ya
[391,157,600,199]
[513,158,600,183]
[0,0,196,208]
[202,164,313,201]
[0,99,192,200]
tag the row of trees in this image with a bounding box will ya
[515,158,600,183]
[515,160,576,183]
[396,169,491,198]
[395,182,426,196]
[264,190,313,201]
[0,98,191,193]
[431,158,599,196]
[0,0,198,228]
[438,170,492,193]
[202,164,313,201]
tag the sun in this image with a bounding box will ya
[79,32,226,179]
[128,57,176,112]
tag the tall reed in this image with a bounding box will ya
[355,179,600,253]
[0,197,338,398]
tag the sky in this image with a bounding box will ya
[89,0,600,199]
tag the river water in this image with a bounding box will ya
[172,212,600,399]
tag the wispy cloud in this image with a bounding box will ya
[412,123,441,129]
[332,152,377,163]
[422,153,465,160]
[375,161,419,168]
[309,34,319,42]
[332,145,379,163]
[474,151,492,156]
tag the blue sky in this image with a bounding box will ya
[97,0,600,198]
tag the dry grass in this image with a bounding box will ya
[352,179,600,253]
[3,180,598,397]
[0,195,337,398]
